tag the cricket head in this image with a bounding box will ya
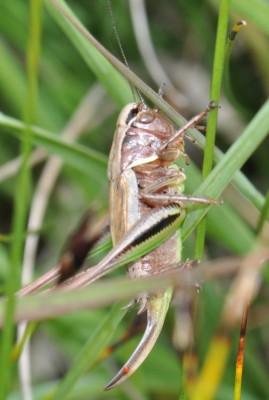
[124,102,175,138]
[108,102,185,180]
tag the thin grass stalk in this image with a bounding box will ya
[45,304,126,400]
[195,0,230,259]
[0,1,41,398]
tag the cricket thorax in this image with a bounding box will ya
[120,103,185,171]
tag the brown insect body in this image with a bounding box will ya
[109,102,185,282]
[105,102,188,389]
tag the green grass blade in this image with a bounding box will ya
[46,303,126,400]
[0,274,174,325]
[185,163,255,254]
[45,0,133,108]
[210,0,269,37]
[0,1,42,397]
[182,98,269,240]
[0,113,107,181]
[256,188,269,235]
[195,0,230,258]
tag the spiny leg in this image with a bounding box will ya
[141,192,222,207]
[159,100,218,153]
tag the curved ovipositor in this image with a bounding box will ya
[104,288,172,390]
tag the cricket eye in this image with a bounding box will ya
[133,112,155,125]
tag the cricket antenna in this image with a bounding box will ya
[106,0,144,103]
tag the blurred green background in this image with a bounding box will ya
[0,0,269,399]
